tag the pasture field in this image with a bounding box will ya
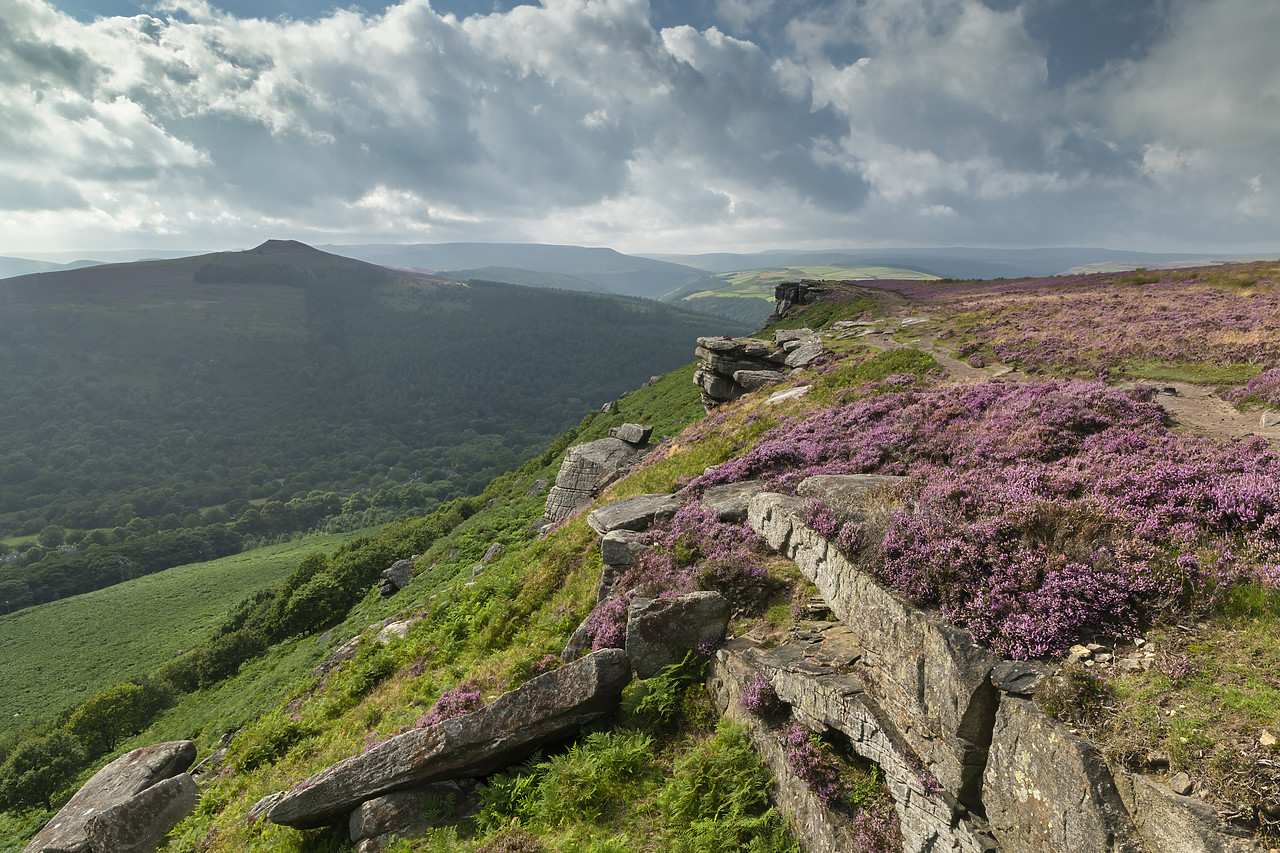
[0,529,374,732]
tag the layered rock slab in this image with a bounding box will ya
[544,437,650,522]
[267,648,632,829]
[747,491,998,809]
[25,740,198,853]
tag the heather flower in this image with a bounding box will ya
[739,674,788,722]
[415,683,488,728]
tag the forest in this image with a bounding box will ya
[0,244,747,609]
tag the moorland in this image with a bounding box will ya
[2,260,1279,853]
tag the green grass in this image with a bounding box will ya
[1119,359,1262,386]
[0,530,375,733]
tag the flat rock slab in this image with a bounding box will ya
[699,480,769,522]
[25,741,197,853]
[268,649,632,829]
[587,493,681,534]
[796,474,909,521]
[733,369,789,391]
[609,423,653,445]
[784,340,824,367]
[626,591,730,678]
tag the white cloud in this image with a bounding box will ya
[0,0,1277,253]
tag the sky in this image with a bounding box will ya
[2,0,1278,256]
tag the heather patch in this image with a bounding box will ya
[683,380,1280,658]
[879,265,1280,399]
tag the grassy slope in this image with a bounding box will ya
[0,530,375,732]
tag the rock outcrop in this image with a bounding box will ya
[267,648,632,829]
[543,427,653,522]
[25,741,198,853]
[378,558,416,598]
[349,780,476,853]
[625,591,730,678]
[769,280,824,323]
[693,330,825,410]
[741,481,1264,853]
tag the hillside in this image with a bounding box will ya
[323,242,706,299]
[3,264,1278,853]
[0,241,748,608]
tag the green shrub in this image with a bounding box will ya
[657,721,798,853]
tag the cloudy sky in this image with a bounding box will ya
[3,0,1278,255]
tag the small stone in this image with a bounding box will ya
[1168,771,1194,796]
[1066,644,1092,664]
[1093,652,1113,664]
[1086,643,1105,652]
[1260,411,1280,429]
[1260,729,1278,748]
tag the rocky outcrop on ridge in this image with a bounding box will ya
[543,426,654,522]
[25,741,198,853]
[768,279,824,323]
[693,329,824,410]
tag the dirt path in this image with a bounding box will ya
[844,311,1280,446]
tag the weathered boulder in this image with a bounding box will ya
[748,492,998,809]
[694,336,793,409]
[82,775,201,853]
[349,780,475,853]
[625,591,730,678]
[1112,769,1261,853]
[608,423,653,445]
[1261,411,1280,429]
[586,493,681,535]
[378,559,416,598]
[268,649,633,829]
[24,741,198,853]
[983,696,1143,853]
[597,530,647,603]
[699,480,769,522]
[544,438,649,521]
[773,327,815,345]
[783,338,824,368]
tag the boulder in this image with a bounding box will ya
[1112,769,1260,853]
[349,780,475,852]
[625,591,730,678]
[586,493,681,535]
[1260,411,1280,429]
[983,696,1143,853]
[699,480,769,522]
[268,649,633,829]
[773,327,815,345]
[694,336,792,409]
[24,741,197,853]
[544,438,649,521]
[82,775,201,853]
[379,559,415,598]
[608,423,653,445]
[597,530,648,603]
[783,339,824,368]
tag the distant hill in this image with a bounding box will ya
[643,247,1280,280]
[0,240,748,544]
[0,256,101,280]
[666,263,940,325]
[445,266,605,293]
[323,242,705,299]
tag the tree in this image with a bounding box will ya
[64,681,167,757]
[0,731,84,810]
[37,525,67,549]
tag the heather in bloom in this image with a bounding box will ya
[681,378,1280,658]
[739,674,789,723]
[415,683,489,728]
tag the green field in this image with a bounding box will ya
[0,529,374,732]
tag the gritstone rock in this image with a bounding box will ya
[587,493,681,535]
[24,741,198,853]
[544,438,650,521]
[625,591,730,678]
[267,649,633,829]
